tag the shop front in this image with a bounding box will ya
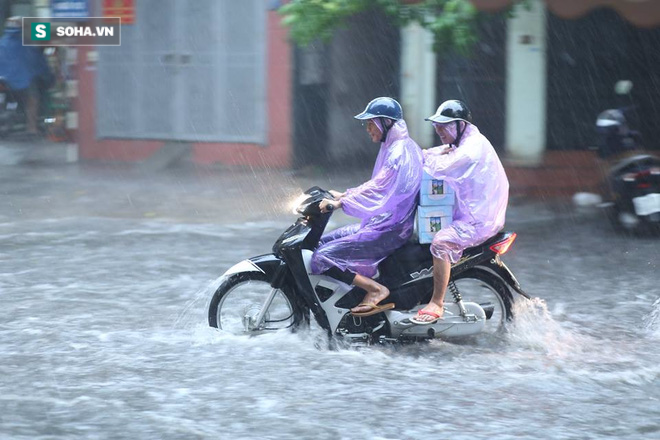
[77,0,291,167]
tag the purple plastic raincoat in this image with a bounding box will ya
[310,119,423,278]
[423,123,509,263]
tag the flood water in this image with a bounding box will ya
[2,212,659,439]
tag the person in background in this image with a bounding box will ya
[0,16,54,135]
[312,97,423,317]
[412,100,509,324]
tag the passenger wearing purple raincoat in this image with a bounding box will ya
[424,125,509,263]
[312,97,423,317]
[411,100,509,324]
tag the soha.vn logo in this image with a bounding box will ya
[31,23,51,40]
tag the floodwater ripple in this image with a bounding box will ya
[2,218,659,439]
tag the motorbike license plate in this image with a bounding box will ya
[633,193,660,216]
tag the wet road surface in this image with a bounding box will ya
[1,164,659,439]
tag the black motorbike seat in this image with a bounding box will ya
[377,231,509,283]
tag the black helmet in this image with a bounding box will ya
[426,100,472,124]
[354,97,403,121]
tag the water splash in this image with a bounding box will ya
[506,297,585,357]
[174,276,226,330]
[643,297,660,337]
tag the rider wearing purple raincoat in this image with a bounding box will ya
[311,98,423,295]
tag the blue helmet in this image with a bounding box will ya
[354,97,403,121]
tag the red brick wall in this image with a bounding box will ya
[505,151,603,198]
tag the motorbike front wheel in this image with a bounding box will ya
[208,271,303,334]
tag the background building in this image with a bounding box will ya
[293,0,660,171]
[2,0,658,180]
[78,0,292,168]
[0,0,293,168]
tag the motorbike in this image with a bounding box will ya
[0,77,24,137]
[0,77,57,139]
[208,187,530,344]
[594,83,660,234]
[603,153,660,233]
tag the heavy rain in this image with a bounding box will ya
[1,1,659,439]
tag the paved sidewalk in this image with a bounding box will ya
[504,150,603,198]
[0,138,78,166]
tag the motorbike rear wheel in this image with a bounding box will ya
[208,271,303,334]
[451,268,514,334]
[605,201,639,234]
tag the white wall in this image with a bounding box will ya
[506,0,547,165]
[400,21,436,149]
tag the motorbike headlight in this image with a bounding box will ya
[289,193,311,215]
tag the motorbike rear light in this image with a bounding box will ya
[624,169,657,183]
[623,172,642,182]
[489,233,516,255]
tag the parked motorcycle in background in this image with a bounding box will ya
[0,77,27,137]
[0,77,59,139]
[595,81,660,234]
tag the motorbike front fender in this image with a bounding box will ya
[223,259,264,277]
[223,254,283,280]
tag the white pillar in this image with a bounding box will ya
[506,0,547,165]
[33,0,51,17]
[401,21,436,148]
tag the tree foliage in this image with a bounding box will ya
[280,0,525,55]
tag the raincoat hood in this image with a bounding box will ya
[433,120,469,146]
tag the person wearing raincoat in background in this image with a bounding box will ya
[312,97,423,317]
[411,100,509,325]
[0,17,54,135]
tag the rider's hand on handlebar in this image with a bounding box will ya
[320,199,341,213]
[328,190,346,200]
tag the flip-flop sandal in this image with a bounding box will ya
[350,302,395,317]
[409,309,442,325]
